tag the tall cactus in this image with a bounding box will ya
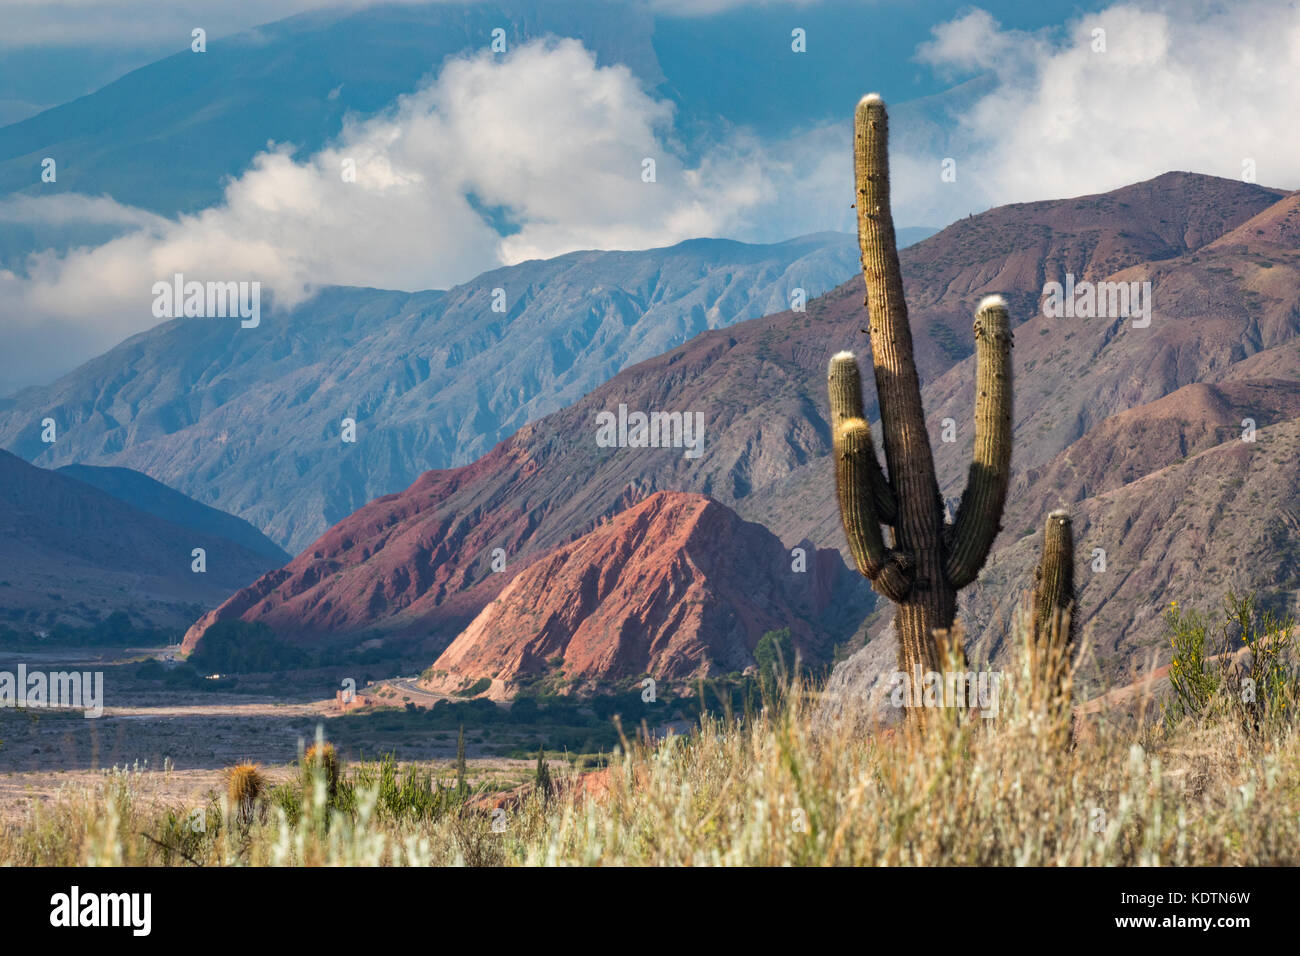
[830,93,1014,697]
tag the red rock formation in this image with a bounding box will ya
[424,491,863,696]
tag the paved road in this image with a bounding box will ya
[379,677,455,706]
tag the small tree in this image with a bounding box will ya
[1165,591,1299,735]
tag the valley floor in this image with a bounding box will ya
[4,613,1299,866]
[0,647,596,827]
[3,674,1298,865]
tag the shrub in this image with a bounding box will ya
[755,628,797,697]
[1165,601,1218,722]
[268,783,302,827]
[509,697,541,722]
[133,658,165,680]
[1164,591,1299,735]
[456,677,492,697]
[349,755,455,822]
[225,764,264,827]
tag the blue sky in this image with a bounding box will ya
[0,1,1115,130]
[2,0,1298,391]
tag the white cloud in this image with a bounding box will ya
[0,38,789,383]
[6,2,1300,392]
[915,8,1047,78]
[914,2,1300,210]
[0,193,169,230]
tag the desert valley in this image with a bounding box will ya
[0,0,1297,903]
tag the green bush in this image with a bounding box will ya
[188,620,312,673]
[755,628,797,696]
[1164,591,1299,735]
[133,658,166,680]
[455,677,492,697]
[1166,601,1219,720]
[349,755,458,822]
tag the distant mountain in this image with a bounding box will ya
[0,450,285,635]
[0,232,865,551]
[422,491,870,696]
[178,173,1300,686]
[55,464,289,565]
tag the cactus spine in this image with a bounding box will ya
[831,93,1014,701]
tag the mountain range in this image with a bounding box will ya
[0,232,881,552]
[55,464,290,565]
[177,171,1300,693]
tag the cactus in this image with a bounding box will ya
[1032,509,1076,644]
[830,93,1014,700]
[226,762,264,827]
[302,742,341,803]
[535,745,553,802]
[1024,509,1077,744]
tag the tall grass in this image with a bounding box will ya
[2,600,1297,866]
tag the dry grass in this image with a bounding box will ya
[3,601,1297,866]
[2,643,1298,865]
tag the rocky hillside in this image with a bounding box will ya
[0,232,862,551]
[0,451,286,635]
[423,491,869,696]
[182,173,1300,686]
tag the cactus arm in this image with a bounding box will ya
[946,295,1015,588]
[854,95,945,548]
[828,351,898,524]
[834,416,913,602]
